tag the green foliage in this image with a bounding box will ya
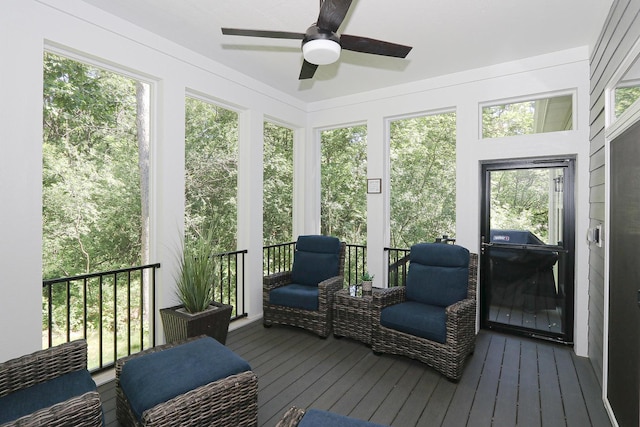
[320,126,368,244]
[482,101,535,138]
[175,227,218,314]
[390,113,456,248]
[42,52,141,279]
[614,86,640,118]
[361,271,374,282]
[263,122,293,245]
[184,97,238,253]
[489,168,556,242]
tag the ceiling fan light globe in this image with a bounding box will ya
[302,39,341,65]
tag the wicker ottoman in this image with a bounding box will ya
[276,407,389,427]
[116,335,257,427]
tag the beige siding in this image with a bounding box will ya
[588,0,640,385]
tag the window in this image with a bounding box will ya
[263,121,294,245]
[184,96,238,252]
[320,125,367,244]
[42,52,151,365]
[389,112,456,248]
[613,56,640,119]
[482,94,573,138]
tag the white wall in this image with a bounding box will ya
[0,0,592,362]
[307,47,592,356]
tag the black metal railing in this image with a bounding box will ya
[42,263,160,372]
[345,243,366,286]
[263,241,367,288]
[386,247,410,287]
[213,249,248,321]
[263,241,295,276]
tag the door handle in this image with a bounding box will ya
[480,236,493,254]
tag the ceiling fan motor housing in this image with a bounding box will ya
[302,25,341,65]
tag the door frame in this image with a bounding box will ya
[479,157,576,344]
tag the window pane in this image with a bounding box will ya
[43,52,145,277]
[320,126,367,244]
[482,94,573,138]
[42,52,151,364]
[184,97,238,252]
[390,112,456,248]
[263,121,293,245]
[614,56,640,119]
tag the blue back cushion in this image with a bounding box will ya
[406,243,470,307]
[119,336,251,421]
[291,235,341,287]
[0,369,98,425]
[299,409,389,427]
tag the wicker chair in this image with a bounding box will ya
[115,336,258,427]
[263,235,345,338]
[0,340,103,427]
[372,243,478,381]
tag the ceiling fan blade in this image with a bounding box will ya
[299,60,319,80]
[340,34,412,58]
[221,28,305,40]
[317,0,353,33]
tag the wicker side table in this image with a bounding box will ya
[333,286,378,345]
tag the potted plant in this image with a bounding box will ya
[160,228,233,344]
[361,271,375,294]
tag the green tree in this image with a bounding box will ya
[263,122,293,245]
[320,126,367,244]
[390,113,456,248]
[482,101,535,138]
[489,168,555,242]
[615,86,640,118]
[43,52,141,279]
[184,97,238,252]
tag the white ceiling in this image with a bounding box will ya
[79,0,613,103]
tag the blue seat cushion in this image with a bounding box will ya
[119,336,251,421]
[380,301,447,343]
[270,284,319,310]
[299,409,388,427]
[291,236,340,287]
[406,243,469,307]
[0,369,98,425]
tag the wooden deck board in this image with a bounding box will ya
[99,319,612,426]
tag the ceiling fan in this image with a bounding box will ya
[221,0,412,80]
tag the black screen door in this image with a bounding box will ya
[608,120,640,427]
[480,159,575,343]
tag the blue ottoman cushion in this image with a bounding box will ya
[299,409,388,426]
[119,336,251,421]
[380,301,447,343]
[0,369,98,425]
[270,284,319,310]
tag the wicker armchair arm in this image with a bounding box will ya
[445,298,477,341]
[275,406,306,427]
[2,391,103,427]
[0,340,87,397]
[263,271,293,291]
[446,298,476,318]
[372,286,406,310]
[317,275,344,311]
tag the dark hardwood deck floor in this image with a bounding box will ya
[99,320,611,426]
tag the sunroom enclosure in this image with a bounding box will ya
[0,0,603,420]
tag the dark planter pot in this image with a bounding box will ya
[160,301,233,344]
